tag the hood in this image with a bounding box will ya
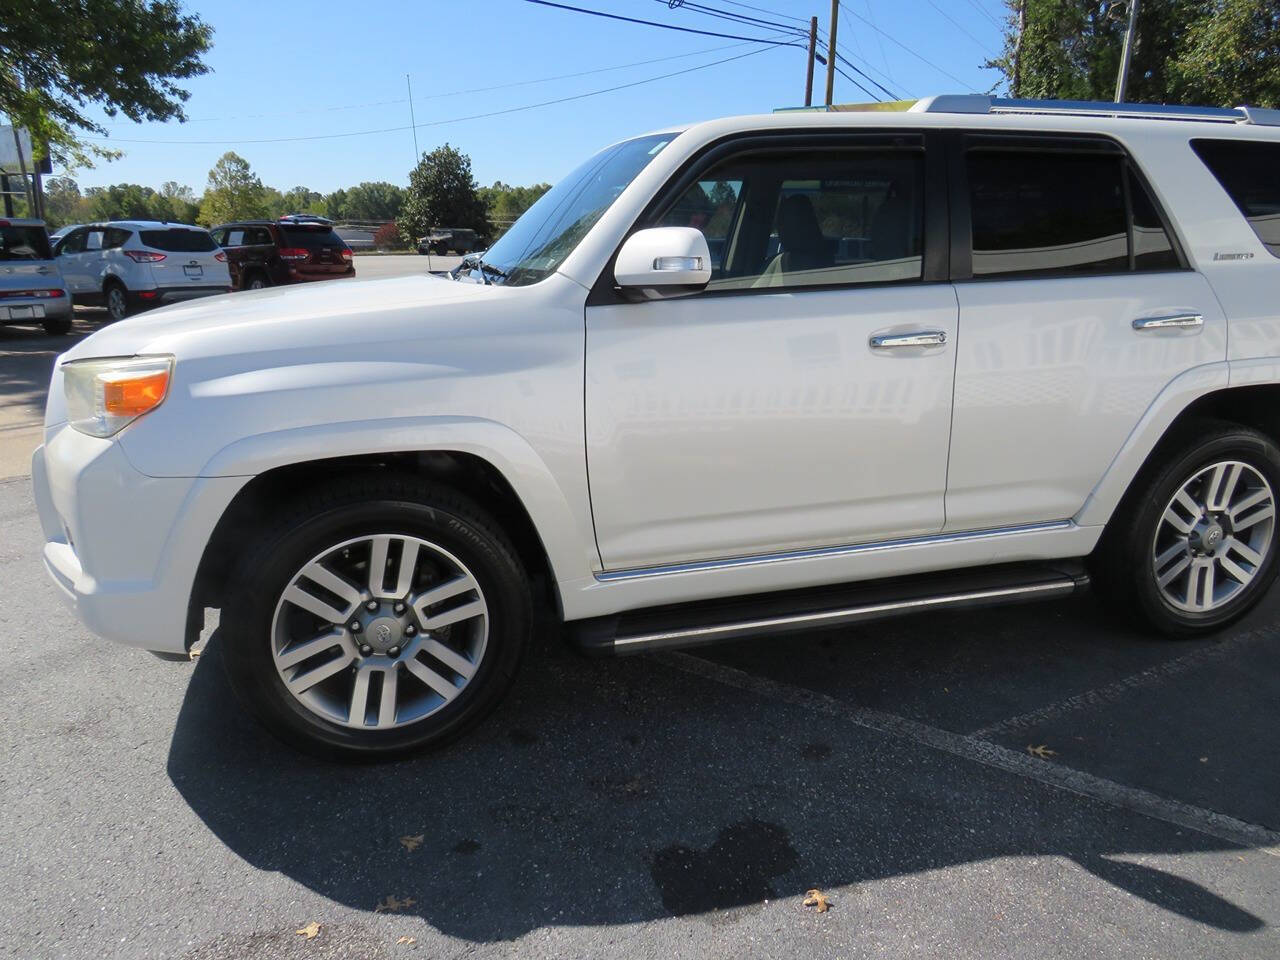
[62,274,495,362]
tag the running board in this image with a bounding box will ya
[570,561,1090,656]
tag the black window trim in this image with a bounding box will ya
[1189,137,1280,262]
[948,130,1190,283]
[586,129,950,306]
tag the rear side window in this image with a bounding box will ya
[103,228,131,250]
[280,225,346,250]
[966,147,1179,278]
[1191,139,1280,259]
[0,225,52,261]
[138,228,217,253]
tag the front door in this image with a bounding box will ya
[585,135,958,570]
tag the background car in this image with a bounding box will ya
[212,215,355,290]
[417,227,487,255]
[0,218,73,335]
[53,221,231,320]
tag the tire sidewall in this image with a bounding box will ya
[105,283,128,320]
[1128,427,1280,633]
[222,496,530,759]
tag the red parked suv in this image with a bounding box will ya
[211,215,355,290]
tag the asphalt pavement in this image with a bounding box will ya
[1,271,1278,959]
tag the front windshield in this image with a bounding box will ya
[479,132,675,286]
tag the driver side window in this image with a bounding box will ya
[657,146,925,292]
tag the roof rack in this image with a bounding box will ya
[910,95,1280,127]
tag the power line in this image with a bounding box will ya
[841,5,980,90]
[100,41,762,126]
[962,0,1006,29]
[652,0,808,38]
[520,0,807,46]
[714,0,811,24]
[833,51,900,100]
[88,46,781,146]
[923,0,1000,56]
[847,1,894,87]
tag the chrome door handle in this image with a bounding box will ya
[869,330,948,349]
[1132,313,1203,331]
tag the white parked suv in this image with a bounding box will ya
[53,221,231,320]
[32,96,1280,758]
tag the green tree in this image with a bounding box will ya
[279,186,327,217]
[340,181,405,221]
[0,0,213,169]
[398,144,489,243]
[478,180,551,235]
[86,183,159,221]
[198,151,267,225]
[42,176,90,229]
[991,0,1279,107]
[154,180,200,223]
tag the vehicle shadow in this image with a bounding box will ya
[168,617,1269,942]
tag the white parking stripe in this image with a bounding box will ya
[656,650,1280,857]
[971,625,1276,740]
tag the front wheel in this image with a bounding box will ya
[1093,420,1280,636]
[220,476,532,759]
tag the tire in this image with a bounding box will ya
[42,316,72,336]
[220,475,532,760]
[104,280,129,321]
[246,272,268,291]
[1092,419,1280,636]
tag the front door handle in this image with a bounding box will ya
[1132,313,1203,331]
[869,330,948,349]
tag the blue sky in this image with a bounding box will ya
[73,0,1010,194]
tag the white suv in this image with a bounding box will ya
[32,96,1280,758]
[53,221,231,320]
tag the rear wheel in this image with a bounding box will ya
[1093,420,1280,636]
[246,272,268,290]
[104,281,129,321]
[41,316,72,336]
[220,476,532,760]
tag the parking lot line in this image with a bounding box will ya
[970,625,1276,740]
[656,650,1280,857]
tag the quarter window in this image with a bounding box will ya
[966,147,1179,278]
[1191,139,1280,259]
[658,148,925,291]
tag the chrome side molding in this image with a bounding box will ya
[596,520,1075,582]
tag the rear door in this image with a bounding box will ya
[945,135,1227,531]
[212,225,248,288]
[138,227,230,289]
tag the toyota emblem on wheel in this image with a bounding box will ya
[373,622,392,645]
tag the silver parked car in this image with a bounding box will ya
[0,218,73,336]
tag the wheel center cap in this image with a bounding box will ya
[365,616,403,653]
[1193,521,1225,554]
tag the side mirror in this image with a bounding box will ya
[614,227,712,294]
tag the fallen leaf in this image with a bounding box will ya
[1027,744,1057,759]
[399,834,425,852]
[1200,757,1209,763]
[375,895,417,914]
[397,936,417,945]
[803,888,830,913]
[295,921,321,939]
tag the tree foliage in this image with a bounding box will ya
[334,181,406,221]
[398,144,489,243]
[478,181,552,228]
[197,151,267,225]
[0,0,213,168]
[991,1,1279,107]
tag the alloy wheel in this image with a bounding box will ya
[270,534,489,730]
[107,287,127,320]
[1152,460,1276,612]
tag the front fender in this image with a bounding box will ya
[194,415,600,587]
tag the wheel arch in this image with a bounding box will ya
[191,449,565,628]
[1078,373,1280,533]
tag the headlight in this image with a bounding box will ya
[63,355,174,438]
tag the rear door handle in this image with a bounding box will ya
[1132,313,1203,331]
[869,330,948,349]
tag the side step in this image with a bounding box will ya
[570,561,1090,656]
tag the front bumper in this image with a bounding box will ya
[33,426,247,654]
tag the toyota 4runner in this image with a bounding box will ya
[32,96,1280,758]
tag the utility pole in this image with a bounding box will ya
[804,16,818,106]
[824,0,839,106]
[1115,0,1140,103]
[406,74,420,163]
[9,126,32,216]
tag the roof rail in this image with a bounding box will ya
[909,95,1280,127]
